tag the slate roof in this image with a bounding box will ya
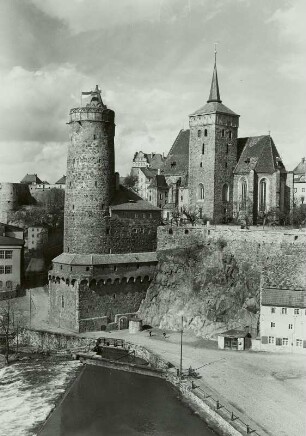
[234,136,286,174]
[261,255,306,308]
[146,153,165,169]
[191,101,238,117]
[0,236,24,246]
[55,175,66,184]
[218,329,250,338]
[161,129,190,176]
[148,175,168,190]
[20,174,43,184]
[110,185,161,211]
[53,251,157,265]
[139,168,157,179]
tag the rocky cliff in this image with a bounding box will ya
[139,233,288,338]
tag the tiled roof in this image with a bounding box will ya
[55,175,66,184]
[52,251,157,265]
[20,174,43,184]
[161,129,190,176]
[146,153,165,169]
[148,175,168,189]
[261,289,306,308]
[110,185,161,211]
[0,236,24,246]
[234,136,286,174]
[140,167,157,179]
[262,255,306,290]
[293,158,306,175]
[191,101,238,117]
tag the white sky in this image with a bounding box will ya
[0,0,305,182]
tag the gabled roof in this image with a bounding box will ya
[110,185,161,211]
[140,168,157,179]
[234,136,286,174]
[20,174,43,184]
[0,235,24,246]
[53,251,157,265]
[146,153,165,169]
[161,129,190,176]
[148,175,168,190]
[55,175,66,184]
[191,101,238,117]
[293,158,306,175]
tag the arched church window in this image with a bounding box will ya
[240,178,247,210]
[198,183,205,200]
[259,179,267,212]
[222,184,229,203]
[204,129,208,137]
[202,144,205,155]
[198,130,201,138]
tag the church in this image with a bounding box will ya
[161,54,292,224]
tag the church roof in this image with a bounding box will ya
[207,60,221,103]
[161,129,190,176]
[234,135,286,175]
[110,185,161,211]
[191,101,238,117]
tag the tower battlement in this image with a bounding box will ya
[69,106,114,123]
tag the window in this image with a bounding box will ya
[6,281,12,290]
[221,129,225,138]
[222,184,229,202]
[226,144,229,154]
[0,251,4,259]
[229,131,232,139]
[61,296,64,308]
[204,129,208,137]
[268,336,274,344]
[0,280,2,289]
[132,229,137,233]
[159,194,162,200]
[271,307,276,314]
[282,338,288,346]
[276,338,282,346]
[200,162,203,167]
[271,322,275,327]
[288,324,293,329]
[106,228,110,235]
[294,308,300,315]
[202,143,205,154]
[281,308,287,314]
[302,188,305,192]
[95,181,97,187]
[181,196,183,201]
[225,162,228,169]
[198,130,201,137]
[198,183,204,200]
[114,265,117,271]
[5,266,12,274]
[240,178,247,209]
[259,179,267,212]
[296,339,303,347]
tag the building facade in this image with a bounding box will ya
[293,158,306,207]
[0,235,24,298]
[49,86,161,332]
[260,256,306,353]
[27,226,48,250]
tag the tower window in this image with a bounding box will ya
[198,183,204,200]
[229,131,232,139]
[204,129,208,137]
[95,181,97,187]
[222,129,225,138]
[225,162,228,168]
[222,184,229,202]
[72,205,74,210]
[93,134,96,140]
[200,162,203,167]
[61,296,64,308]
[226,144,229,154]
[259,179,267,212]
[198,130,201,138]
[202,144,205,155]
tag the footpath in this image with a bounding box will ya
[80,328,306,436]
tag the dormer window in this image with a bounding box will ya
[245,158,250,164]
[171,161,176,168]
[204,129,208,137]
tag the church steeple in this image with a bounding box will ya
[207,48,222,103]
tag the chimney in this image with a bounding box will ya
[115,172,120,191]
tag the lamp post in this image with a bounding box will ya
[179,315,184,379]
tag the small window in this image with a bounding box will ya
[106,228,110,235]
[204,129,208,137]
[202,144,205,154]
[181,196,183,201]
[114,265,117,271]
[159,194,162,200]
[93,134,96,140]
[282,338,288,346]
[296,339,303,347]
[72,205,74,210]
[133,229,137,233]
[185,229,189,235]
[0,266,4,274]
[200,162,203,167]
[302,188,305,193]
[61,296,65,308]
[169,228,173,235]
[6,281,12,290]
[276,338,282,346]
[5,266,12,274]
[229,131,232,139]
[281,308,287,314]
[198,130,201,138]
[5,251,13,259]
[221,129,225,138]
[0,281,2,288]
[226,144,229,154]
[271,322,275,327]
[268,336,274,344]
[86,266,90,271]
[225,162,228,169]
[294,308,300,315]
[271,307,275,314]
[0,250,4,259]
[60,265,63,270]
[95,181,97,187]
[288,324,293,329]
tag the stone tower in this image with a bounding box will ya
[64,86,115,254]
[188,54,240,222]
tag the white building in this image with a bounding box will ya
[260,256,306,353]
[293,157,306,207]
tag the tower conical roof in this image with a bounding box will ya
[207,58,221,103]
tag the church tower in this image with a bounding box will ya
[64,86,115,254]
[188,52,240,222]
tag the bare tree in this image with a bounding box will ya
[0,300,14,365]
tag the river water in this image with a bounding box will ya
[39,365,215,436]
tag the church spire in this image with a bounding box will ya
[207,45,222,103]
